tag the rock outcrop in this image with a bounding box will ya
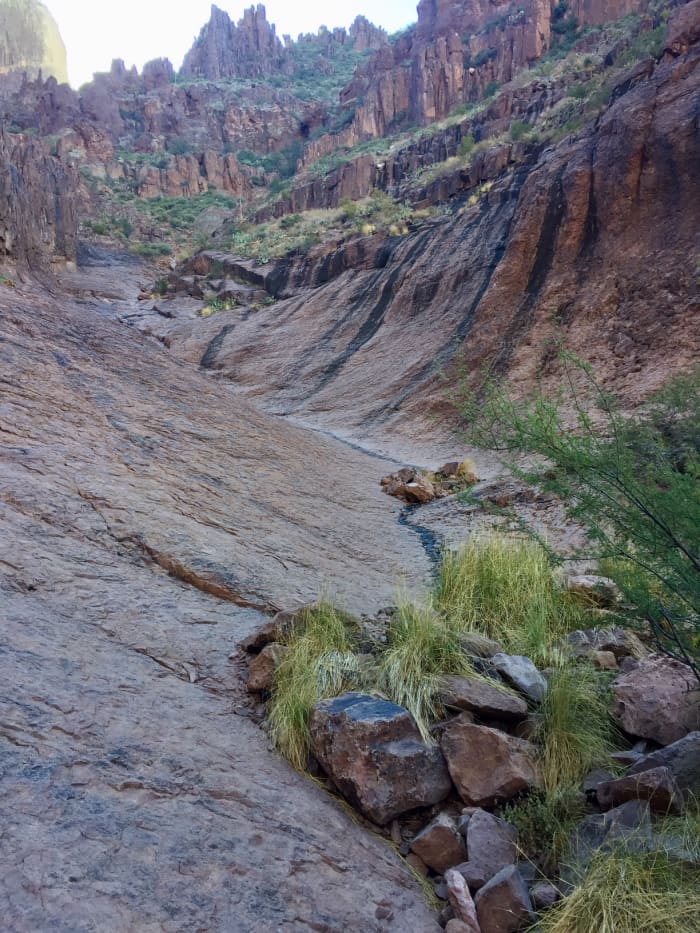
[0,130,78,267]
[0,0,68,83]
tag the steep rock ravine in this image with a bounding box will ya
[0,259,442,931]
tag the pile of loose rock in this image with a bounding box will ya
[381,459,480,504]
[244,601,700,932]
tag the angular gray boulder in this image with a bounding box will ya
[491,654,548,704]
[310,693,452,824]
[458,809,519,891]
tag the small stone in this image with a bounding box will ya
[458,632,504,658]
[405,853,429,877]
[475,865,535,933]
[591,650,618,670]
[445,869,481,932]
[246,643,286,693]
[411,813,468,874]
[596,766,683,814]
[441,716,540,807]
[564,626,647,660]
[446,920,480,933]
[530,881,561,910]
[491,654,548,703]
[439,675,528,722]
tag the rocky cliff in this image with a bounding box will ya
[142,2,699,452]
[0,0,68,83]
[0,130,78,268]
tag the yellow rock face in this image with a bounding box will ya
[0,0,68,84]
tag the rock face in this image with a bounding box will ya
[0,0,68,83]
[170,31,700,454]
[440,716,540,806]
[611,655,700,745]
[0,261,442,929]
[0,130,77,267]
[181,3,285,79]
[310,693,453,824]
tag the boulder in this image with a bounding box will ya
[529,881,561,910]
[246,642,286,693]
[564,626,647,660]
[410,813,467,873]
[444,870,482,932]
[439,675,528,722]
[310,693,452,824]
[441,716,540,807]
[564,801,651,881]
[564,575,622,608]
[446,919,481,933]
[458,633,504,658]
[490,655,548,704]
[474,865,535,933]
[627,731,700,797]
[596,766,682,814]
[591,650,618,670]
[380,468,439,504]
[611,655,700,745]
[458,810,518,891]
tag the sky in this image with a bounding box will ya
[44,1,419,88]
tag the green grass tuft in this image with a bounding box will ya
[535,663,618,793]
[433,535,585,663]
[267,602,362,770]
[377,602,474,740]
[538,841,700,933]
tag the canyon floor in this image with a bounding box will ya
[0,253,490,932]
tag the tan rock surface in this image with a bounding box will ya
[0,262,440,930]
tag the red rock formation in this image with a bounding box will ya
[0,131,78,268]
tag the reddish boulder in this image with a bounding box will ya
[310,693,452,824]
[246,643,286,693]
[596,766,682,814]
[628,731,700,797]
[439,676,528,722]
[440,716,540,807]
[474,865,535,933]
[411,813,467,873]
[611,655,700,745]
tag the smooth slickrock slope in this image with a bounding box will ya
[0,266,439,931]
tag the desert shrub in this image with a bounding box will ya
[509,120,529,141]
[501,786,586,874]
[461,356,700,680]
